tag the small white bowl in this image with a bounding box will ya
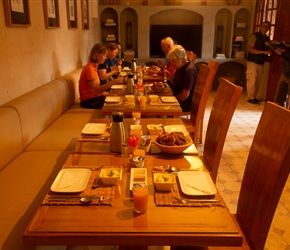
[99,168,122,185]
[125,95,135,103]
[147,124,163,135]
[153,173,175,191]
[149,95,159,102]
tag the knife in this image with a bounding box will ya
[92,176,100,189]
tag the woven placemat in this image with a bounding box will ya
[150,99,180,106]
[79,125,110,142]
[43,165,120,206]
[153,170,225,207]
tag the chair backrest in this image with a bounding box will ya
[236,102,290,249]
[190,60,219,145]
[203,77,243,183]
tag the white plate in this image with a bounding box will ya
[130,168,147,190]
[51,168,91,193]
[111,84,126,90]
[105,96,121,103]
[160,96,177,103]
[81,123,106,135]
[163,125,189,136]
[177,171,217,196]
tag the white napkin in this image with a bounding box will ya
[56,170,81,191]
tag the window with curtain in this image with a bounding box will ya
[254,0,277,40]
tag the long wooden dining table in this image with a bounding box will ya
[23,118,243,248]
[23,154,243,248]
[73,118,198,155]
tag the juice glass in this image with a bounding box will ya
[132,111,141,119]
[130,128,142,142]
[139,96,146,108]
[132,185,149,213]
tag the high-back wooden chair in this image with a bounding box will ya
[182,60,219,146]
[208,102,290,250]
[202,77,242,183]
[172,102,290,250]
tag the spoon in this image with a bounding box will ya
[174,197,220,204]
[100,136,109,140]
[80,195,98,203]
[166,165,179,172]
[80,195,110,203]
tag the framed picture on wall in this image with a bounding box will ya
[3,0,31,27]
[66,0,78,29]
[81,0,89,30]
[42,0,60,28]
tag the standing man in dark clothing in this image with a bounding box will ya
[246,21,272,104]
[273,46,290,107]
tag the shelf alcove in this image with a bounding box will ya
[120,8,138,58]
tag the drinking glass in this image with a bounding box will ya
[132,185,149,213]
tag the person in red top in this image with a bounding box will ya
[79,43,118,108]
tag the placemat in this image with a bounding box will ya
[153,170,225,207]
[78,134,110,142]
[43,165,121,206]
[79,125,110,142]
[103,97,136,107]
[148,86,172,94]
[150,99,180,106]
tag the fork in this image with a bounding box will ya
[174,197,220,204]
[90,166,104,171]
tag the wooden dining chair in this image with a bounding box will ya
[172,102,290,250]
[201,77,242,183]
[181,60,219,146]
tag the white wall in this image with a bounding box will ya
[0,0,99,105]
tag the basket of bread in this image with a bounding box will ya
[151,81,166,93]
[154,131,192,154]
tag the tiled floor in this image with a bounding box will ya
[38,91,290,250]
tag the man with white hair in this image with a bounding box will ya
[148,37,176,76]
[167,44,198,112]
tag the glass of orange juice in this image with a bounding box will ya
[132,111,141,118]
[132,185,149,213]
[130,128,142,142]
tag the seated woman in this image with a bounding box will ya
[79,43,118,109]
[98,42,122,84]
[167,45,198,112]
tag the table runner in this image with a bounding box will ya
[43,165,120,206]
[153,170,225,207]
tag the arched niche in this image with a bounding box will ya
[149,9,203,58]
[100,8,118,44]
[120,8,138,57]
[215,8,233,58]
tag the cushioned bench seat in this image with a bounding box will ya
[0,68,105,249]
